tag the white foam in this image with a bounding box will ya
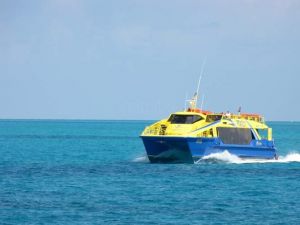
[132,155,150,163]
[196,150,300,164]
[278,153,300,163]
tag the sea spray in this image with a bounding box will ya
[132,155,150,163]
[278,153,300,163]
[196,150,300,164]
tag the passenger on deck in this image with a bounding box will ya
[225,111,231,118]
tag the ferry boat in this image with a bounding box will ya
[140,93,277,163]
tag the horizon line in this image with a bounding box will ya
[0,118,298,123]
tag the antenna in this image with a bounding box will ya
[195,57,207,108]
[200,94,205,110]
[238,106,242,115]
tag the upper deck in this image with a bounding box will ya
[141,108,272,141]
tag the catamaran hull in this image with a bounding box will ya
[141,136,277,163]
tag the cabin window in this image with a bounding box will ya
[168,115,203,124]
[217,128,254,145]
[206,115,223,123]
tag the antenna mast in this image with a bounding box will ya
[200,94,205,110]
[195,58,206,108]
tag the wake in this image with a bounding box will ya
[132,155,150,163]
[132,151,300,164]
[196,150,300,164]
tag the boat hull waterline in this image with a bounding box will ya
[142,136,277,163]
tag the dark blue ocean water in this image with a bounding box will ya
[1,120,300,225]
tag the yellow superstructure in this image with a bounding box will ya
[141,110,272,141]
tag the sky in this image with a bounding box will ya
[0,0,299,121]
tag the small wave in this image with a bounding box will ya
[196,151,300,164]
[132,155,150,163]
[278,153,300,163]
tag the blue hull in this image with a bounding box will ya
[141,136,277,163]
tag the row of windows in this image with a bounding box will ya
[218,128,254,145]
[168,115,203,124]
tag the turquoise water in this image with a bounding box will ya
[1,120,300,224]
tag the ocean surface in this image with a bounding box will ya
[1,120,300,225]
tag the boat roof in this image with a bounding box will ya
[170,108,265,125]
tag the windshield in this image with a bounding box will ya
[168,114,203,124]
[206,114,223,123]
